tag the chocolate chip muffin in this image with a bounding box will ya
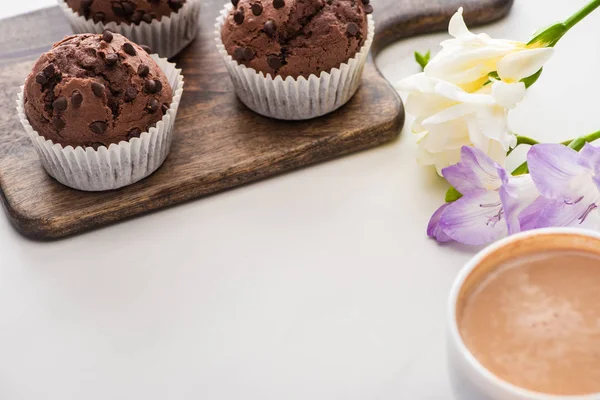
[65,0,186,25]
[221,0,372,79]
[23,32,173,149]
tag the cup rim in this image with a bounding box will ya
[447,227,600,400]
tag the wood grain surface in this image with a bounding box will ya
[0,0,512,239]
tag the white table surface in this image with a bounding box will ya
[0,1,598,399]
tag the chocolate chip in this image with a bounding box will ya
[154,80,163,93]
[124,86,138,102]
[81,0,93,10]
[102,29,113,43]
[243,47,255,61]
[161,103,169,114]
[146,122,157,131]
[35,72,48,85]
[93,12,105,23]
[168,0,184,11]
[137,64,150,77]
[264,20,276,37]
[267,55,281,69]
[252,3,263,15]
[273,0,284,9]
[131,11,143,24]
[53,116,66,130]
[142,13,153,23]
[43,64,56,77]
[112,2,125,17]
[362,0,370,3]
[122,1,136,16]
[108,98,120,118]
[147,98,160,113]
[234,8,244,24]
[140,45,152,54]
[90,121,107,135]
[364,4,373,14]
[232,0,239,6]
[53,96,68,112]
[105,53,118,65]
[144,79,158,93]
[91,82,105,97]
[127,127,142,140]
[71,91,83,108]
[123,42,137,56]
[346,22,359,37]
[233,47,245,61]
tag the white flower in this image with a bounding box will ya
[424,7,554,90]
[397,73,524,174]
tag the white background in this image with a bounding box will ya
[0,0,598,399]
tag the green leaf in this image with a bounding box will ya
[445,186,463,202]
[512,161,529,176]
[521,68,543,88]
[414,50,431,71]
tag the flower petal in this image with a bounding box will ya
[529,198,598,229]
[439,190,507,245]
[441,146,502,193]
[497,47,554,82]
[465,104,516,151]
[447,7,471,39]
[491,80,526,109]
[518,196,553,231]
[527,144,589,199]
[433,80,496,105]
[497,172,540,234]
[580,143,600,189]
[427,203,453,242]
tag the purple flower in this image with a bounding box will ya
[428,146,539,245]
[520,143,600,229]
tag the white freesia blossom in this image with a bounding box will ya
[396,7,554,175]
[425,7,554,89]
[397,73,523,174]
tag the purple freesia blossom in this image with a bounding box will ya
[428,146,539,245]
[520,143,600,229]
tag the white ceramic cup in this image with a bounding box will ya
[446,228,600,400]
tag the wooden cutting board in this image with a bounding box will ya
[0,0,513,239]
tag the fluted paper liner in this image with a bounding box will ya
[17,56,184,192]
[57,0,201,59]
[214,4,374,120]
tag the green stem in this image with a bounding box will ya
[564,0,600,30]
[568,129,600,151]
[507,135,540,156]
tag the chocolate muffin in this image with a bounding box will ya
[23,32,173,149]
[65,0,186,25]
[221,0,372,79]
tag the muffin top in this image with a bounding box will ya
[24,32,172,149]
[66,0,186,25]
[221,0,372,79]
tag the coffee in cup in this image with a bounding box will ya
[448,229,600,399]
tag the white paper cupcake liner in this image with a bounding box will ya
[214,4,374,120]
[16,56,184,192]
[57,0,201,59]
